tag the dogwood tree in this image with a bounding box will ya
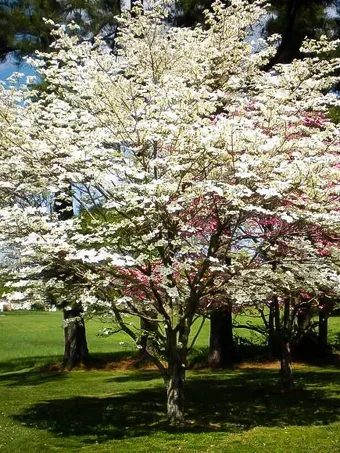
[0,0,340,425]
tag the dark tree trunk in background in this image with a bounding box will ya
[265,0,300,68]
[268,296,281,359]
[63,305,89,368]
[293,301,316,360]
[280,298,293,391]
[297,303,312,332]
[281,340,293,391]
[208,307,234,367]
[264,0,333,69]
[54,190,90,367]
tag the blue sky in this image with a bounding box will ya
[0,53,37,84]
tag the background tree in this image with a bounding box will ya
[0,0,121,62]
[53,191,89,368]
[266,0,340,67]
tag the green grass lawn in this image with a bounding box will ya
[0,311,136,373]
[0,311,340,452]
[0,311,211,373]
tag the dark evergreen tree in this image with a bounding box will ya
[0,0,121,62]
[265,0,339,68]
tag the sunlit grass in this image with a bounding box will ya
[1,311,340,452]
[0,310,212,373]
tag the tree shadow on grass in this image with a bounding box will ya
[0,369,68,386]
[0,351,141,375]
[0,356,64,374]
[12,368,340,445]
[108,371,160,383]
[186,369,340,430]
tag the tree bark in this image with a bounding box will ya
[163,325,189,426]
[63,305,89,368]
[294,300,316,359]
[165,357,186,426]
[54,190,90,367]
[280,340,293,391]
[268,297,281,358]
[208,306,234,367]
[264,0,301,69]
[280,298,293,391]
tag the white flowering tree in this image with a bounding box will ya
[1,0,340,425]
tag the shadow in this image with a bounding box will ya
[0,355,64,374]
[188,344,274,369]
[0,351,143,375]
[189,344,340,369]
[186,369,340,429]
[14,386,166,442]
[107,371,160,383]
[84,351,147,370]
[12,368,340,444]
[0,369,68,387]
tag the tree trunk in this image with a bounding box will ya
[280,298,293,391]
[163,325,190,426]
[54,190,90,368]
[63,305,89,368]
[166,358,186,426]
[264,0,301,68]
[208,307,233,367]
[280,340,293,391]
[294,301,316,359]
[268,297,281,358]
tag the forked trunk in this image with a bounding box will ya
[280,340,293,391]
[63,307,89,368]
[166,358,186,426]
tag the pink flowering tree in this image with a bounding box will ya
[230,212,340,389]
[0,1,340,425]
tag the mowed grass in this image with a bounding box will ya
[0,311,211,373]
[0,311,136,373]
[0,311,340,452]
